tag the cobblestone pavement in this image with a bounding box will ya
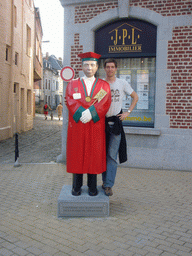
[0,112,63,164]
[0,114,192,256]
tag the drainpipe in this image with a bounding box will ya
[8,0,15,137]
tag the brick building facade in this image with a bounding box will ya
[58,0,192,171]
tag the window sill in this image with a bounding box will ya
[124,127,161,136]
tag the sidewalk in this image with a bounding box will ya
[0,163,192,256]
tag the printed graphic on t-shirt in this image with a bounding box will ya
[111,89,120,102]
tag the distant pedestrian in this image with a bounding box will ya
[56,103,63,121]
[43,102,51,120]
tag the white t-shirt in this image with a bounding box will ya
[106,77,134,117]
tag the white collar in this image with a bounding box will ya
[82,76,95,82]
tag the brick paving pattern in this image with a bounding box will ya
[0,114,192,255]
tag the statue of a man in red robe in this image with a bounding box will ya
[65,52,111,196]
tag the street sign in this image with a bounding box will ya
[61,66,75,81]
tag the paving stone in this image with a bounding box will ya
[157,244,178,254]
[161,252,176,256]
[114,247,134,255]
[166,237,185,245]
[68,250,87,256]
[153,238,173,247]
[145,253,159,256]
[0,248,13,256]
[0,242,15,250]
[85,250,106,256]
[11,247,28,255]
[176,250,192,256]
[38,253,52,256]
[99,248,119,256]
[26,246,43,255]
[142,246,163,255]
[171,243,192,253]
[53,252,69,256]
[128,246,149,255]
[112,241,130,250]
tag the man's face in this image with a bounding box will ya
[82,61,98,77]
[104,62,117,78]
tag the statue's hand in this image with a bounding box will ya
[80,109,92,124]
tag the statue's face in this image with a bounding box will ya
[82,60,98,77]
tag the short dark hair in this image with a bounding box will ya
[104,58,117,68]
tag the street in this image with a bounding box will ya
[0,111,63,164]
[0,113,192,256]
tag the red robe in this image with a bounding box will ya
[66,78,111,174]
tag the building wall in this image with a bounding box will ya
[43,69,52,107]
[43,55,63,109]
[0,0,35,140]
[59,0,192,171]
[51,73,59,108]
[55,72,63,105]
[43,69,61,109]
[58,73,63,103]
[166,26,192,129]
[130,0,191,16]
[34,8,43,81]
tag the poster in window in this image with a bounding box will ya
[137,70,149,110]
[119,70,132,109]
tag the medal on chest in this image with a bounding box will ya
[85,96,92,102]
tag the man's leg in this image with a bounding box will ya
[87,174,98,196]
[103,132,121,195]
[72,174,83,196]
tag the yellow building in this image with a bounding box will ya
[0,0,35,140]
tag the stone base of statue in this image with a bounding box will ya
[58,185,109,217]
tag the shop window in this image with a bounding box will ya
[98,57,155,127]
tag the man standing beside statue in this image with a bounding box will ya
[65,52,111,196]
[102,58,139,197]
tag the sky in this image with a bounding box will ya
[34,0,64,59]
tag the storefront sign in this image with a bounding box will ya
[95,19,156,58]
